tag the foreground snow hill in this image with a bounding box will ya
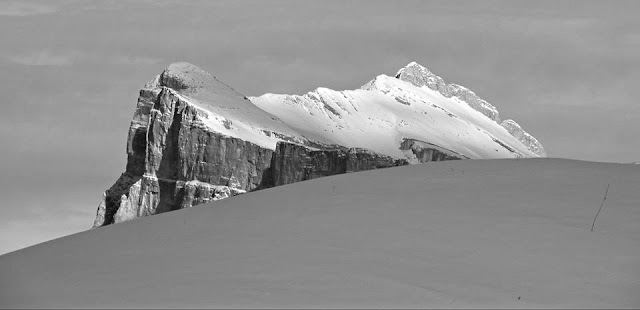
[94,61,546,227]
[2,158,639,308]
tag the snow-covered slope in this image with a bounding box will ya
[149,62,306,149]
[251,62,545,160]
[2,159,638,308]
[149,62,545,160]
[395,62,545,156]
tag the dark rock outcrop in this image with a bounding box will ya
[266,142,409,187]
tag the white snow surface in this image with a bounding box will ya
[170,90,292,150]
[150,62,306,150]
[251,73,537,159]
[1,159,638,308]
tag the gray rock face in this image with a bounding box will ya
[94,80,276,227]
[178,180,246,209]
[394,61,450,96]
[447,84,500,123]
[395,62,547,156]
[500,119,546,157]
[399,138,466,162]
[266,142,408,187]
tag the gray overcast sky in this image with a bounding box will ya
[1,0,639,255]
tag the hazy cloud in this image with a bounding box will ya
[5,50,163,66]
[110,55,164,65]
[7,50,76,66]
[0,1,58,16]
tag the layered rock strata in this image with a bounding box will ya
[93,84,410,227]
[267,142,409,187]
[94,81,276,227]
[400,138,466,162]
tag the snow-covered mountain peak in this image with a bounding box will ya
[395,61,433,77]
[395,61,433,78]
[252,72,542,160]
[160,62,212,90]
[138,61,545,160]
[392,61,544,156]
[156,62,246,98]
[138,62,305,150]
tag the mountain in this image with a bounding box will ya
[3,159,638,308]
[93,62,545,227]
[252,61,545,159]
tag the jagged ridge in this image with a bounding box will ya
[252,67,542,160]
[395,61,545,156]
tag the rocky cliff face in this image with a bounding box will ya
[94,68,278,227]
[399,138,466,162]
[94,64,414,227]
[266,142,409,187]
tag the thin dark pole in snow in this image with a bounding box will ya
[591,183,610,232]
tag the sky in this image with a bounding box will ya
[0,0,639,255]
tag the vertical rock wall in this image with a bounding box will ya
[94,87,275,227]
[399,138,465,163]
[267,142,409,187]
[94,86,415,227]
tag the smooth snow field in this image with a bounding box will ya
[1,159,639,308]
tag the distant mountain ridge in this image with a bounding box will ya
[93,62,545,227]
[252,61,544,159]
